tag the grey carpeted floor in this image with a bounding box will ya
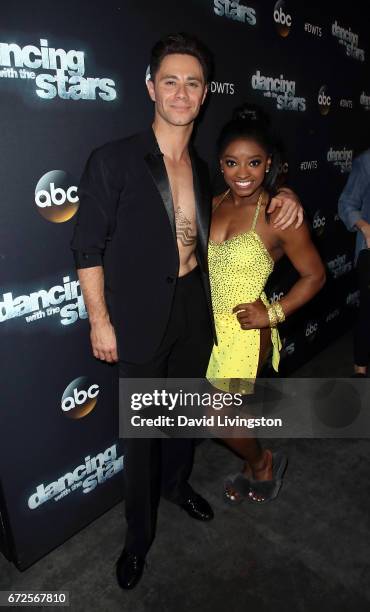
[1,331,370,612]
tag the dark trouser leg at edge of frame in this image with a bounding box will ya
[354,249,370,369]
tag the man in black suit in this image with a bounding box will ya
[71,33,303,589]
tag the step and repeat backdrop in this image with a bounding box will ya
[0,0,369,568]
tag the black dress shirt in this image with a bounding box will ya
[71,128,216,363]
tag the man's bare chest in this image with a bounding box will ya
[164,158,197,248]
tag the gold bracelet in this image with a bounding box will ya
[274,302,286,324]
[267,302,286,327]
[267,305,278,328]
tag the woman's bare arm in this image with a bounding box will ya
[233,217,326,329]
[275,220,326,317]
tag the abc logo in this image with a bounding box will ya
[35,170,79,223]
[312,210,326,236]
[305,321,319,341]
[61,376,99,419]
[318,85,331,115]
[270,290,284,303]
[273,0,292,37]
[278,161,289,174]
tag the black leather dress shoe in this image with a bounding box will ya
[116,549,145,590]
[180,493,214,521]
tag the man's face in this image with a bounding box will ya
[147,53,208,127]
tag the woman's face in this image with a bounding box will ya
[220,137,271,199]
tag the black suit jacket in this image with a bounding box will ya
[71,128,216,363]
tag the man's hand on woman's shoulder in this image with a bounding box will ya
[267,187,304,230]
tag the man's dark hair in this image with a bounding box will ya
[149,33,213,84]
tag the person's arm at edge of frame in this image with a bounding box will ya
[71,149,119,363]
[338,154,370,247]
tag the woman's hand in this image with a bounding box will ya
[232,299,269,330]
[267,187,304,230]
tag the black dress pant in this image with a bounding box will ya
[354,249,370,366]
[119,266,213,556]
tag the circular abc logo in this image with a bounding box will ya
[273,0,292,37]
[312,209,326,236]
[35,170,79,223]
[278,161,289,175]
[61,376,100,419]
[305,320,319,342]
[318,85,331,115]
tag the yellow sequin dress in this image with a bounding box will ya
[206,193,281,394]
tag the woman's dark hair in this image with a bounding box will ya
[217,103,282,197]
[149,33,213,84]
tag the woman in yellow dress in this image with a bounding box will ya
[207,104,326,503]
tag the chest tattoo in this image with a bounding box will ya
[175,206,197,247]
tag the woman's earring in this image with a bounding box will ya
[265,167,270,173]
